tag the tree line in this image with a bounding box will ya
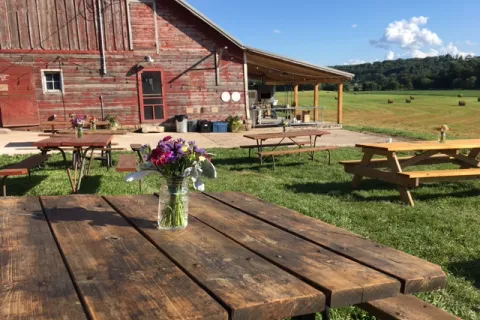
[331,54,480,91]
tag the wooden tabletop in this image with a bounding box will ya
[0,193,446,320]
[33,135,114,148]
[357,139,480,152]
[244,130,330,140]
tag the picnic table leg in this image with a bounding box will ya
[87,148,95,176]
[1,176,7,197]
[386,152,415,207]
[460,148,480,169]
[76,147,93,192]
[352,151,374,188]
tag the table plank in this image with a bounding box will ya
[105,195,325,320]
[188,193,400,308]
[0,198,87,320]
[34,135,114,148]
[357,139,480,152]
[41,195,227,320]
[244,130,330,140]
[205,192,447,294]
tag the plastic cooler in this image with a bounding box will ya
[211,121,228,133]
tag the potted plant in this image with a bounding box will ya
[226,114,244,133]
[70,114,86,138]
[105,114,119,130]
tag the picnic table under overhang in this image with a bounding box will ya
[0,192,446,320]
[340,139,480,206]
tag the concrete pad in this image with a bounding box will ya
[0,128,395,155]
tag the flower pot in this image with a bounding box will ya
[157,176,189,230]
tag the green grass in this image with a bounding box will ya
[2,149,479,320]
[276,90,480,138]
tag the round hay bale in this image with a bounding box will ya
[406,99,411,103]
[388,99,394,104]
[459,101,466,106]
[458,94,464,97]
[410,96,415,100]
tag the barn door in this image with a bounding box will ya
[138,70,166,122]
[0,62,39,127]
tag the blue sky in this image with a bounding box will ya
[186,0,479,66]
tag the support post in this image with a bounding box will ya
[337,83,344,124]
[313,83,319,122]
[294,84,299,116]
[243,51,250,120]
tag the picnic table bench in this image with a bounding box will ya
[0,192,454,319]
[117,154,142,191]
[0,154,48,196]
[340,139,480,206]
[243,130,337,168]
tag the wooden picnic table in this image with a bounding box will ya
[33,135,114,192]
[341,139,480,206]
[0,192,447,320]
[243,130,335,167]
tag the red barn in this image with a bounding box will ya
[0,0,353,128]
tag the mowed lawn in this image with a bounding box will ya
[1,148,479,320]
[276,90,480,138]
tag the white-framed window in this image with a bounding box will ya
[41,69,63,93]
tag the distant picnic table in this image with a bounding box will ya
[33,135,114,192]
[341,139,480,206]
[0,192,448,320]
[243,130,337,168]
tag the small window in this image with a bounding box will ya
[41,70,63,93]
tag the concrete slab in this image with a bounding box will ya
[0,128,395,155]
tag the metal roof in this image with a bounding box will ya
[174,0,354,80]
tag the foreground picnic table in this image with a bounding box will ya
[0,192,447,319]
[341,139,480,206]
[33,135,114,192]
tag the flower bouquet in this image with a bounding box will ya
[90,116,97,131]
[70,114,87,138]
[126,136,216,230]
[438,124,449,143]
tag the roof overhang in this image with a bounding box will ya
[245,47,354,84]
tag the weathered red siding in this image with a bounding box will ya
[0,0,246,127]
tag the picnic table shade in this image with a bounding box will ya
[1,193,447,320]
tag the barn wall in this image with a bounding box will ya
[0,0,247,126]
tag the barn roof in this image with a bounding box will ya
[174,0,354,82]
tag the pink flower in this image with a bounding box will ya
[163,136,172,142]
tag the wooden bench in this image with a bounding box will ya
[240,142,309,158]
[130,144,145,163]
[359,294,459,320]
[259,146,338,169]
[398,168,480,187]
[0,154,49,196]
[117,154,142,191]
[340,154,455,169]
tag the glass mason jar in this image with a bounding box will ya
[157,176,189,230]
[76,127,84,138]
[439,131,446,143]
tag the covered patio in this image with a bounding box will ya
[243,47,354,124]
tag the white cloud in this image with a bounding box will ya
[465,40,476,46]
[386,50,396,60]
[273,29,280,34]
[439,43,475,58]
[352,24,358,28]
[371,16,441,49]
[370,16,477,60]
[344,59,367,65]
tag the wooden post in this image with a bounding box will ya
[313,83,319,122]
[337,83,343,124]
[294,85,299,116]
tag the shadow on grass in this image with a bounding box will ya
[213,155,329,171]
[76,175,102,195]
[2,175,48,196]
[448,260,480,290]
[287,180,480,203]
